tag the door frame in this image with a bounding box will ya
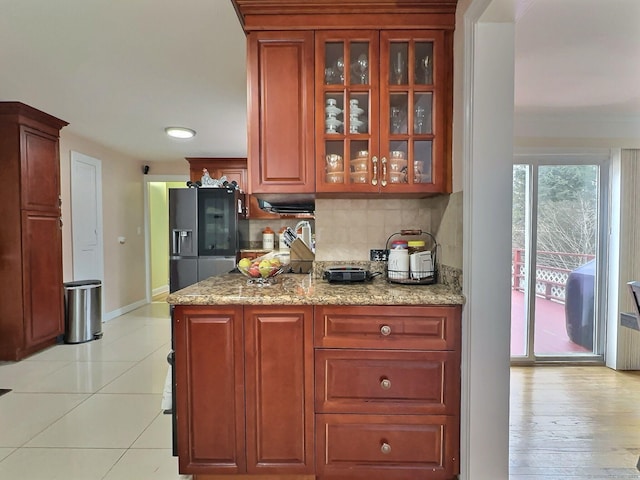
[511,149,611,364]
[143,175,189,303]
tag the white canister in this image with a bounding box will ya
[262,227,275,251]
[388,248,409,280]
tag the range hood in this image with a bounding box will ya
[257,198,315,215]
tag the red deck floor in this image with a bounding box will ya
[511,290,590,356]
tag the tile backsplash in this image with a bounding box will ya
[314,197,448,261]
[246,192,463,275]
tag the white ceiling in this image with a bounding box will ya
[0,0,638,163]
[515,0,640,118]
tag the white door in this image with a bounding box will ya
[70,151,104,282]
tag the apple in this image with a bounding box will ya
[248,262,260,278]
[238,257,252,273]
[259,260,273,278]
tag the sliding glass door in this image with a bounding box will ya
[511,155,608,362]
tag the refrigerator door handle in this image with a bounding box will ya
[172,229,192,255]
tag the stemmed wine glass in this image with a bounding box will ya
[393,52,404,85]
[420,56,431,84]
[336,57,345,84]
[414,106,425,134]
[354,54,368,84]
[390,107,402,134]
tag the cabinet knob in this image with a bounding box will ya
[380,378,391,390]
[371,156,378,186]
[380,325,391,336]
[381,157,388,187]
[380,442,391,454]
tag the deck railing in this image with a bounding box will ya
[511,248,595,303]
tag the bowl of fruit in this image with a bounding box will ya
[237,253,290,285]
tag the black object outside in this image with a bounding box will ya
[564,260,595,350]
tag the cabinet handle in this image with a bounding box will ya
[371,156,378,185]
[380,325,391,336]
[380,378,391,390]
[381,442,391,454]
[381,157,388,187]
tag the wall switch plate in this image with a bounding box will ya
[370,249,388,262]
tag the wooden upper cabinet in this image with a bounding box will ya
[315,29,452,196]
[185,157,280,219]
[21,126,63,212]
[247,31,315,199]
[232,0,456,199]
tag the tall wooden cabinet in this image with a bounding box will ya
[0,102,68,361]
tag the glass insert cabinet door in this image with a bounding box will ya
[316,30,446,193]
[316,31,379,193]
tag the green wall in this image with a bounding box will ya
[150,182,185,294]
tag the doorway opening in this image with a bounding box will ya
[143,175,188,303]
[510,153,609,363]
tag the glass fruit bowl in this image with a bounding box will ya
[237,253,290,286]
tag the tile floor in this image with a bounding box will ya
[0,301,192,480]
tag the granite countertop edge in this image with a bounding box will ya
[167,273,465,306]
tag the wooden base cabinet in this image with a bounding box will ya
[174,303,460,479]
[174,305,315,476]
[316,414,458,480]
[314,305,461,480]
[0,102,68,361]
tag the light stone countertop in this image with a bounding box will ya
[166,273,465,306]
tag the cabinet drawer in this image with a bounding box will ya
[314,305,460,350]
[315,350,458,415]
[316,413,458,480]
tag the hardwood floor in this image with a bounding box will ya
[510,366,640,479]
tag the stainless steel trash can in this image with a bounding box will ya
[63,280,103,344]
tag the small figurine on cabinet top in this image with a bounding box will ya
[201,168,215,187]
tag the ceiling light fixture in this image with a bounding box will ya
[165,126,196,139]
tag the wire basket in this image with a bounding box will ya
[385,229,438,285]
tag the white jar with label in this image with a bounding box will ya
[388,248,409,280]
[262,227,275,251]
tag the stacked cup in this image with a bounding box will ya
[325,98,342,134]
[349,99,364,134]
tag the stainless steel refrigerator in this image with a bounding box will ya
[168,187,248,292]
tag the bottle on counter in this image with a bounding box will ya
[262,226,275,251]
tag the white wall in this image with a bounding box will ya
[456,0,515,478]
[60,131,149,318]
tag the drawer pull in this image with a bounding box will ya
[381,442,392,454]
[380,378,391,390]
[380,325,391,336]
